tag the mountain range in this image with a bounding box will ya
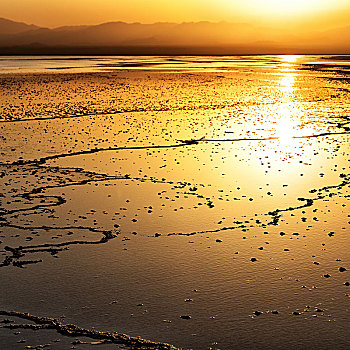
[0,17,349,54]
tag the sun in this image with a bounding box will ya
[243,0,330,19]
[262,0,319,14]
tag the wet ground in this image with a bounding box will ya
[0,55,349,349]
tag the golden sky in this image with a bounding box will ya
[2,0,350,28]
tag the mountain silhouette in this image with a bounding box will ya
[0,18,349,54]
[0,17,40,35]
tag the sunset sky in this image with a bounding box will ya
[2,0,350,29]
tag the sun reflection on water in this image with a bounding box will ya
[279,73,296,95]
[279,55,300,72]
[276,71,297,146]
[276,114,294,146]
[280,55,300,63]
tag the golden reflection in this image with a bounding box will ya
[276,107,294,146]
[273,69,316,149]
[280,55,300,63]
[279,72,296,95]
[280,55,300,72]
[276,72,296,146]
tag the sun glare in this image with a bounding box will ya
[279,72,296,94]
[281,55,299,63]
[264,0,319,14]
[275,72,297,145]
[276,116,294,145]
[244,0,334,19]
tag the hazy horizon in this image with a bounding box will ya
[0,16,349,55]
[1,0,350,55]
[1,0,350,31]
[2,15,350,32]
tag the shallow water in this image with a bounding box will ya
[0,55,349,350]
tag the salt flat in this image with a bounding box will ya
[0,55,349,350]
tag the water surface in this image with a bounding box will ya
[0,55,349,350]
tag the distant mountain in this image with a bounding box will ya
[0,20,260,47]
[0,18,349,54]
[318,25,350,48]
[0,17,40,35]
